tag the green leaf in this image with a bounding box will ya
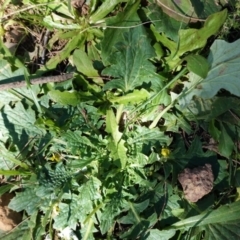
[154,10,227,69]
[218,123,235,157]
[54,177,101,230]
[62,130,97,149]
[0,221,29,240]
[101,1,140,65]
[109,89,150,104]
[128,126,172,146]
[106,109,127,168]
[170,201,240,229]
[99,194,123,234]
[9,188,41,215]
[102,26,156,92]
[90,0,128,23]
[147,2,186,41]
[0,102,44,148]
[0,169,31,176]
[143,229,176,240]
[185,54,210,78]
[179,38,240,106]
[0,59,25,83]
[37,33,85,72]
[73,49,99,77]
[0,185,12,197]
[156,0,222,22]
[0,142,29,169]
[202,221,240,240]
[48,90,79,106]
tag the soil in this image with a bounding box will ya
[178,164,214,202]
[0,193,22,232]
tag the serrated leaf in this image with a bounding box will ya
[128,126,172,146]
[9,188,41,215]
[0,102,44,148]
[0,59,25,82]
[48,90,79,106]
[54,177,101,230]
[102,26,156,92]
[100,194,123,234]
[101,1,140,65]
[147,2,186,41]
[62,130,97,149]
[185,54,209,78]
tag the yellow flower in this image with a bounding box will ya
[161,148,170,157]
[49,153,62,162]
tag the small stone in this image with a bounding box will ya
[178,164,214,202]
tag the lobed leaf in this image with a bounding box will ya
[102,26,156,92]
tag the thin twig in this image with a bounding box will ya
[0,73,74,91]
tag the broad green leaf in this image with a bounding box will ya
[9,188,41,215]
[147,2,187,41]
[0,102,44,148]
[54,177,101,230]
[179,38,240,106]
[73,49,99,77]
[101,1,140,65]
[109,89,150,104]
[202,221,240,240]
[0,142,29,169]
[48,90,79,106]
[0,59,25,83]
[106,109,127,168]
[154,10,227,69]
[170,200,240,229]
[103,27,156,92]
[185,54,209,78]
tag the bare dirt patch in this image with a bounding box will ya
[0,193,22,232]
